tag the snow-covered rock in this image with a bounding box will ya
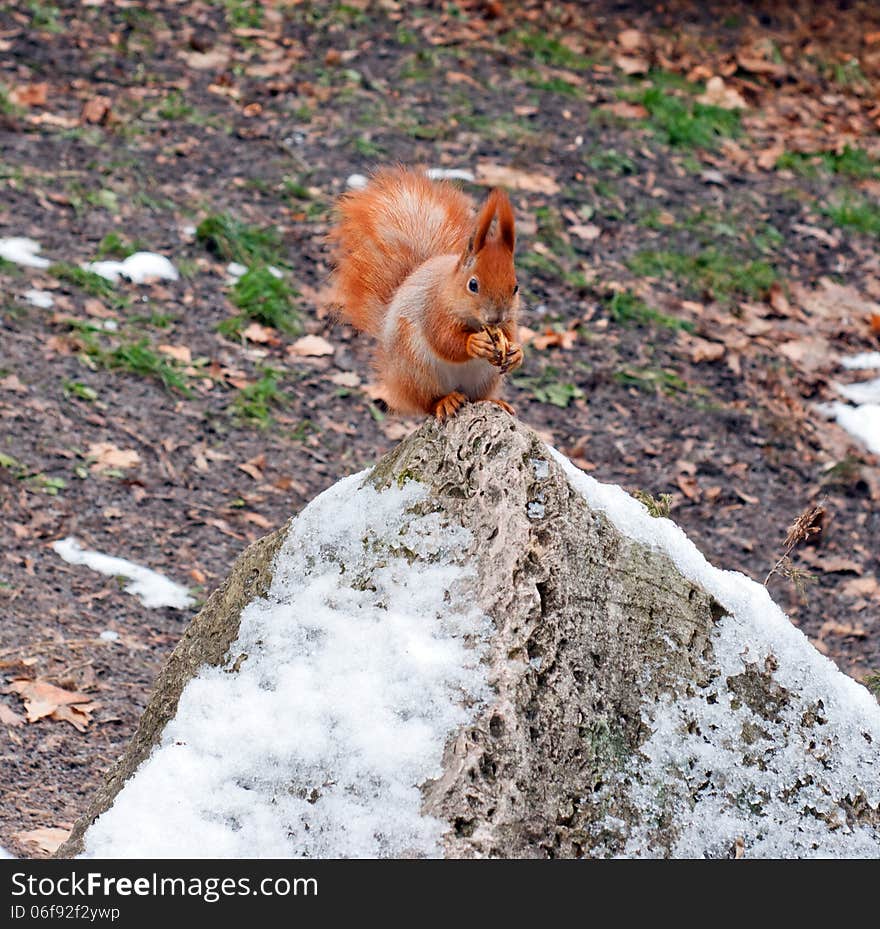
[57,407,880,859]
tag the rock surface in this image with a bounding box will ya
[57,405,880,859]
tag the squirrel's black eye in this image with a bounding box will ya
[513,283,519,295]
[467,277,479,294]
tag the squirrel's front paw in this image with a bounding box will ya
[466,330,500,362]
[499,343,523,374]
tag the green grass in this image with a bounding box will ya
[636,86,741,149]
[823,195,880,237]
[606,290,694,332]
[513,68,582,96]
[50,262,119,300]
[196,213,283,266]
[63,380,98,402]
[627,248,776,299]
[95,232,143,260]
[586,149,636,177]
[510,30,592,70]
[224,0,262,29]
[614,366,689,395]
[156,90,194,121]
[106,340,189,391]
[777,145,879,180]
[512,367,584,407]
[232,368,285,426]
[221,267,301,336]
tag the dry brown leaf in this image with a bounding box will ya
[14,826,70,856]
[604,100,649,120]
[81,96,111,125]
[475,163,560,194]
[242,512,273,529]
[531,328,577,350]
[778,337,832,372]
[87,442,141,472]
[288,334,334,357]
[615,54,649,75]
[682,334,725,363]
[158,344,192,363]
[768,282,791,316]
[0,373,28,393]
[697,76,747,110]
[757,142,785,171]
[329,371,361,388]
[5,679,94,728]
[736,51,786,78]
[238,453,266,481]
[618,29,647,51]
[842,576,879,599]
[381,420,412,441]
[568,223,601,241]
[517,325,537,346]
[0,703,24,727]
[182,47,231,70]
[10,82,48,107]
[819,620,867,639]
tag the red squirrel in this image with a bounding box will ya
[328,166,522,420]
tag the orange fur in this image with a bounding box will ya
[328,166,521,417]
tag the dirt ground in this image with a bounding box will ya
[1,0,879,857]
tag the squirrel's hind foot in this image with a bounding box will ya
[432,391,468,422]
[485,398,516,416]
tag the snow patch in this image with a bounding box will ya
[841,352,880,370]
[81,474,490,859]
[548,446,880,858]
[0,847,13,859]
[425,168,475,182]
[23,288,54,309]
[836,376,880,406]
[828,401,880,455]
[52,537,194,610]
[0,237,51,268]
[85,252,179,284]
[346,173,368,190]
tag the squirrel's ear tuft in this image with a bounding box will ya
[473,189,501,253]
[457,233,475,270]
[495,190,515,253]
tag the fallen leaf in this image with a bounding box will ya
[697,76,747,110]
[819,620,867,639]
[10,82,48,107]
[604,100,649,120]
[778,336,833,372]
[81,96,111,124]
[242,512,273,529]
[0,703,24,727]
[238,453,266,481]
[736,51,786,78]
[757,142,785,171]
[568,223,601,241]
[329,371,361,388]
[158,344,192,363]
[0,374,28,393]
[681,334,725,363]
[87,442,141,472]
[182,47,231,70]
[531,328,577,350]
[13,826,70,856]
[475,163,560,194]
[615,54,649,75]
[768,282,791,316]
[288,334,334,357]
[5,679,95,729]
[618,28,647,51]
[842,576,879,599]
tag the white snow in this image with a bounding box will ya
[85,252,179,284]
[52,537,194,610]
[841,352,880,370]
[426,168,475,182]
[226,262,247,279]
[81,474,490,859]
[836,376,880,406]
[826,356,880,454]
[0,847,13,859]
[548,447,880,858]
[346,173,368,190]
[0,237,51,268]
[99,630,120,642]
[23,288,54,309]
[828,401,880,455]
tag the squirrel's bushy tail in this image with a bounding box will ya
[327,166,473,337]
